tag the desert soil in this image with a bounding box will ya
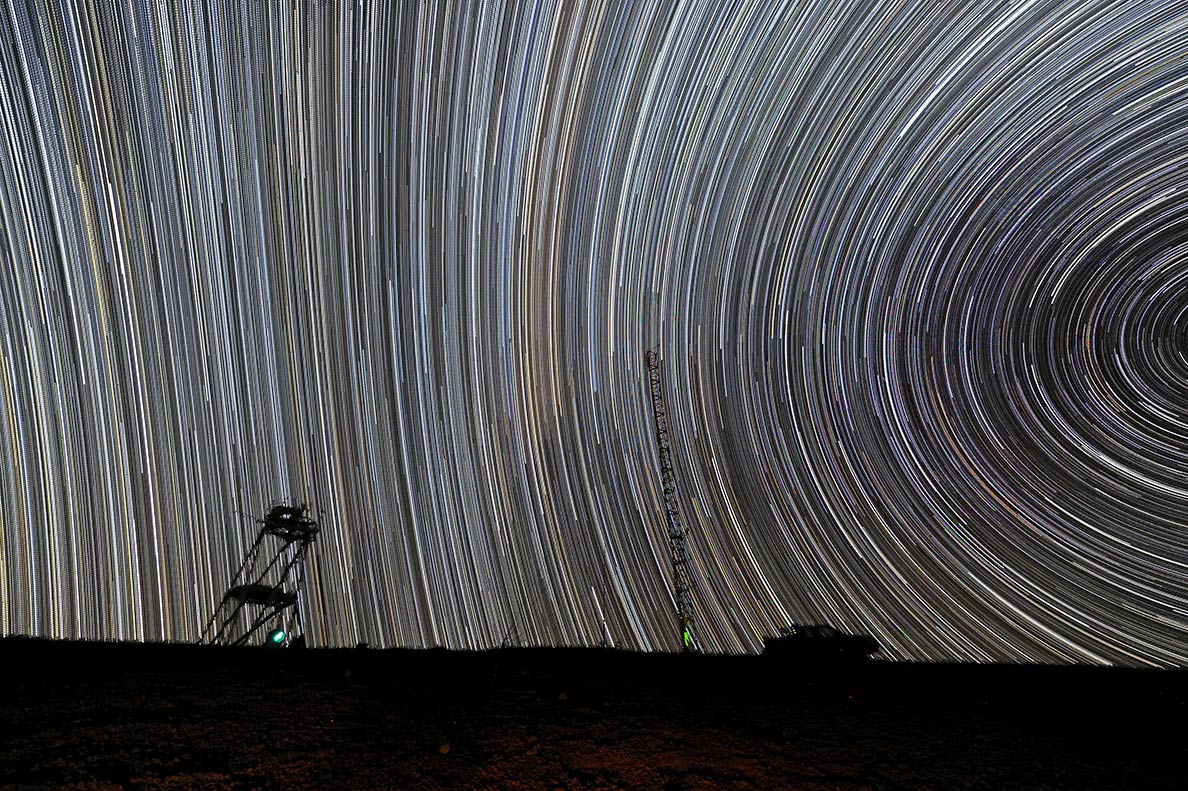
[1,639,1182,790]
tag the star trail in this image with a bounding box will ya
[2,0,1187,666]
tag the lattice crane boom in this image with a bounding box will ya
[645,348,699,652]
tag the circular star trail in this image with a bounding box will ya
[1,0,1186,665]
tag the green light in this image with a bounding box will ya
[268,628,286,644]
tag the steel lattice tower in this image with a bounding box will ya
[645,348,699,652]
[199,502,320,647]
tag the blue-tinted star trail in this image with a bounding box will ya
[2,0,1187,666]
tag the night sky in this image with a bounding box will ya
[1,0,1186,666]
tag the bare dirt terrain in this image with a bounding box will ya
[2,638,1183,790]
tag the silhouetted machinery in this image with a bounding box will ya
[645,348,700,653]
[762,624,880,661]
[199,502,320,647]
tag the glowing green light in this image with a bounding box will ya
[268,628,286,644]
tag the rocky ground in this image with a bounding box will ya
[1,638,1183,790]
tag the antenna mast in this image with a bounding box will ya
[645,348,699,652]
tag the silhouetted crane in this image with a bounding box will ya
[645,348,699,652]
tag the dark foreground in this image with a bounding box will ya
[2,637,1184,790]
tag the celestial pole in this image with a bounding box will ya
[1,0,1187,666]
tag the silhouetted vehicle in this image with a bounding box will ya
[762,624,879,661]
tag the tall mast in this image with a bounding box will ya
[645,348,699,652]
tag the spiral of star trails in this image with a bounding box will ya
[1,0,1186,666]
